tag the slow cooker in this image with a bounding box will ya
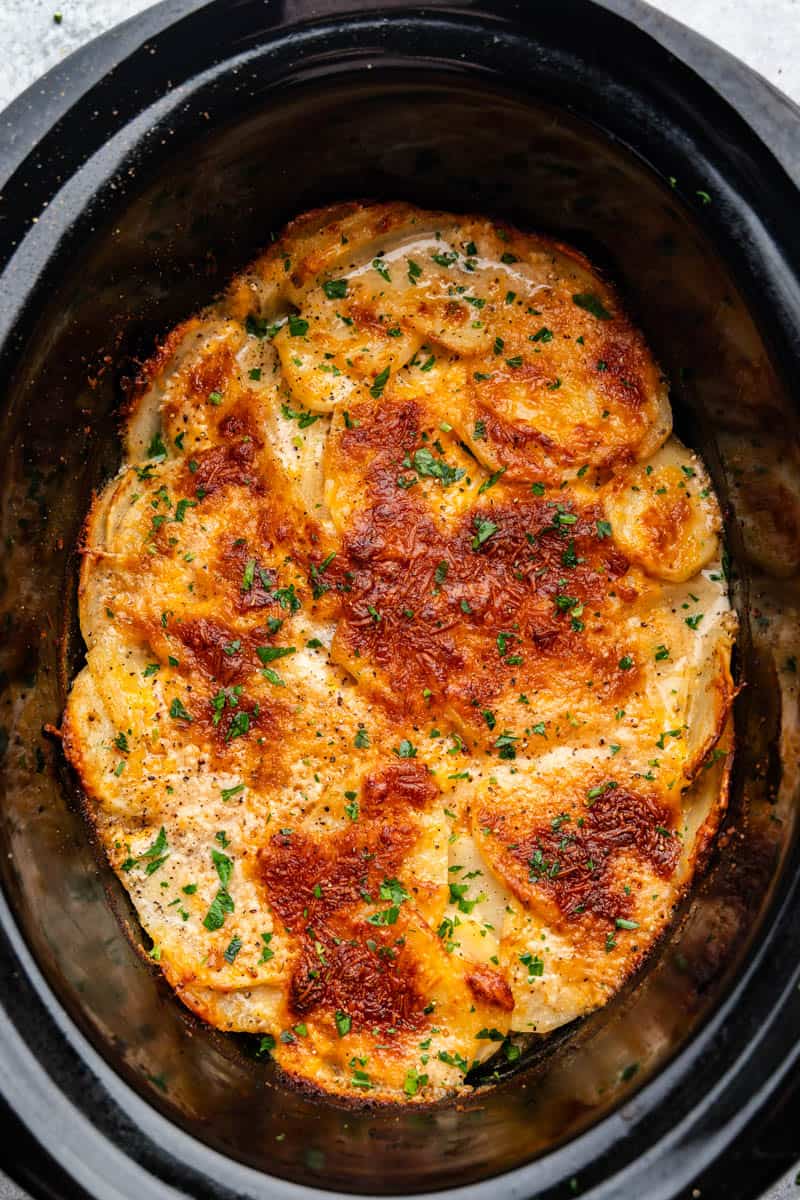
[1,2,799,1197]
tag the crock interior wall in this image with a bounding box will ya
[0,74,794,1193]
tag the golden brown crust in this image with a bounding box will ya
[63,201,735,1104]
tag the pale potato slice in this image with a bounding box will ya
[471,746,729,1034]
[602,437,720,582]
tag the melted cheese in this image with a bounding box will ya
[63,201,735,1104]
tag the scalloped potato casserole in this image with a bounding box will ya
[63,202,736,1104]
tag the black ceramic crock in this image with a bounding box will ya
[1,2,800,1198]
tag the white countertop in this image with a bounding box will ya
[0,0,799,112]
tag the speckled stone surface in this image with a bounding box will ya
[0,3,798,1200]
[1,0,799,111]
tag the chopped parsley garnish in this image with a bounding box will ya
[496,631,517,655]
[381,878,410,905]
[245,313,279,338]
[221,782,245,802]
[146,431,168,462]
[520,950,544,978]
[370,365,390,399]
[203,851,236,930]
[495,731,518,760]
[257,645,296,663]
[122,826,169,875]
[394,739,417,759]
[287,314,309,337]
[478,467,506,495]
[169,697,192,722]
[323,279,348,300]
[528,847,559,881]
[212,848,233,886]
[273,583,301,613]
[437,1050,468,1073]
[203,888,234,931]
[572,292,613,320]
[241,559,256,591]
[310,550,336,598]
[354,727,370,749]
[260,668,285,688]
[226,710,254,740]
[410,447,465,487]
[174,498,196,522]
[281,402,319,429]
[212,686,241,726]
[449,882,483,913]
[587,780,618,802]
[335,1011,352,1036]
[366,906,399,926]
[351,1069,374,1089]
[472,517,497,550]
[403,1068,428,1096]
[223,935,242,964]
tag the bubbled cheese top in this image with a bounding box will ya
[64,202,735,1104]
